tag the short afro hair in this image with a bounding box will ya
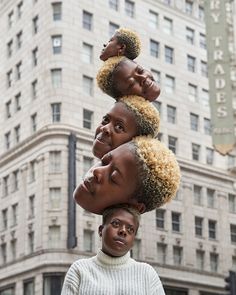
[114,28,141,60]
[119,95,160,137]
[96,56,125,99]
[102,203,141,231]
[129,136,181,212]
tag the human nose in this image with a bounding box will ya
[92,165,107,184]
[134,71,149,86]
[118,225,127,237]
[100,123,112,135]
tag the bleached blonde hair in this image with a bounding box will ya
[119,95,160,137]
[129,136,181,212]
[115,27,141,60]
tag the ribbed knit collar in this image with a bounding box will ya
[95,249,130,267]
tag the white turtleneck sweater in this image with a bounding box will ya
[61,250,165,295]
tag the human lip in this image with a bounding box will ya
[95,134,111,146]
[82,178,95,194]
[114,237,126,245]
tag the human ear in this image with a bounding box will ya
[118,44,126,56]
[135,203,146,214]
[98,225,103,237]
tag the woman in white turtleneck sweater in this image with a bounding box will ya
[61,204,165,295]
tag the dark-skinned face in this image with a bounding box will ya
[113,59,161,102]
[92,102,138,159]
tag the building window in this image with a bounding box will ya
[15,92,21,111]
[149,10,158,29]
[51,68,62,87]
[228,156,236,170]
[186,27,194,44]
[193,185,202,206]
[210,252,218,272]
[150,39,159,58]
[5,100,11,118]
[83,156,94,176]
[83,75,93,96]
[229,194,236,213]
[14,125,20,143]
[83,109,93,129]
[125,0,135,18]
[49,187,61,209]
[190,113,199,131]
[109,0,119,11]
[199,6,205,21]
[204,118,211,135]
[207,189,215,208]
[233,256,236,271]
[188,83,198,102]
[82,43,93,64]
[49,151,61,173]
[130,239,141,260]
[157,243,167,264]
[187,55,196,72]
[163,17,173,35]
[31,113,37,133]
[48,225,60,248]
[173,246,182,266]
[185,0,193,15]
[230,224,236,243]
[199,33,206,49]
[156,209,165,229]
[151,69,160,84]
[17,1,23,19]
[196,250,205,270]
[32,47,38,66]
[172,212,181,232]
[16,31,23,49]
[201,89,209,107]
[11,239,17,261]
[165,75,175,94]
[1,243,7,264]
[31,79,38,99]
[208,220,216,240]
[3,176,9,197]
[12,170,19,191]
[8,10,14,28]
[29,161,36,182]
[5,132,11,150]
[29,195,35,218]
[11,203,18,226]
[206,148,214,165]
[7,39,13,58]
[164,0,171,5]
[165,46,174,64]
[52,35,62,54]
[32,15,38,34]
[192,143,200,161]
[2,209,8,230]
[109,22,119,37]
[83,230,94,252]
[16,61,22,80]
[28,231,34,253]
[168,136,177,154]
[195,216,203,237]
[23,279,34,295]
[43,273,64,295]
[167,105,176,124]
[201,61,208,77]
[52,2,62,21]
[83,11,93,31]
[7,69,13,87]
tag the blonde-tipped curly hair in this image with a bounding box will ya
[129,136,181,212]
[119,95,160,137]
[115,28,141,60]
[97,56,125,99]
